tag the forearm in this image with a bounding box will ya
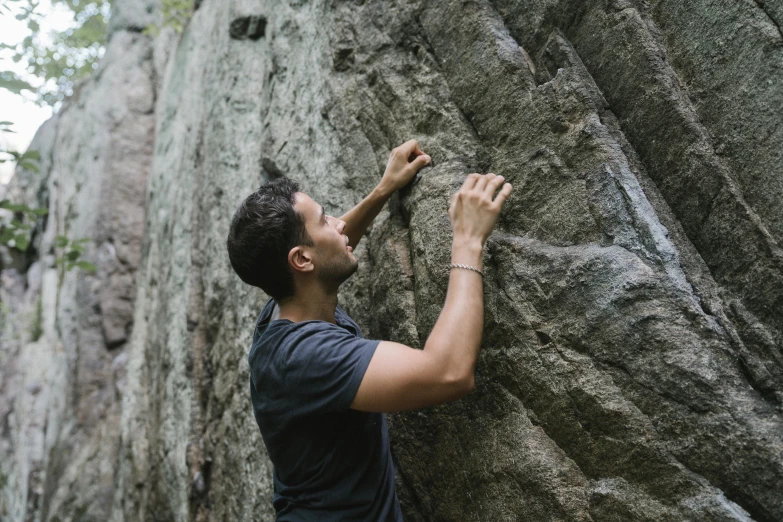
[423,239,484,384]
[339,185,393,249]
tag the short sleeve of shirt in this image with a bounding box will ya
[282,323,380,413]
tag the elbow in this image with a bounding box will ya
[438,360,476,400]
[461,373,475,395]
[451,372,475,399]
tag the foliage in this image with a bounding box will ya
[0,6,106,278]
[143,0,193,36]
[0,0,111,106]
[0,199,97,276]
[53,234,96,274]
[0,121,40,171]
[0,199,47,252]
[0,148,41,172]
[0,5,102,281]
[0,69,36,95]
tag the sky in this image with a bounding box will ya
[0,1,74,185]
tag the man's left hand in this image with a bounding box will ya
[378,139,432,195]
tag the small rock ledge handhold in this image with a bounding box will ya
[229,15,267,41]
[535,331,552,345]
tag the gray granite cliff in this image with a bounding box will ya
[1,0,781,520]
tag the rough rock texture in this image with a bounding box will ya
[0,10,155,521]
[1,0,781,521]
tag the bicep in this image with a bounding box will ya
[349,341,472,413]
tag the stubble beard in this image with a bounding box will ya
[319,252,359,291]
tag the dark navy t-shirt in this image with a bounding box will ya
[248,297,404,521]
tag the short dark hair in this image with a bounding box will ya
[226,177,313,300]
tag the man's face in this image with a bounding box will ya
[293,192,358,286]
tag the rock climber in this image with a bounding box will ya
[226,139,513,521]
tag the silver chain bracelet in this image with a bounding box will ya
[450,263,484,277]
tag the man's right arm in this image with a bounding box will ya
[350,173,512,413]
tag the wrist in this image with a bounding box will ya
[451,237,484,252]
[373,182,394,200]
[451,237,484,268]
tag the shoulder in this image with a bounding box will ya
[281,320,363,358]
[254,319,350,355]
[276,320,377,371]
[248,320,334,378]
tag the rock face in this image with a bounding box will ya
[0,14,155,520]
[1,0,781,521]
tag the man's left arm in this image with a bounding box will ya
[340,139,431,248]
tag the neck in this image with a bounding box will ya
[276,285,339,324]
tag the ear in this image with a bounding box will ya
[288,245,314,274]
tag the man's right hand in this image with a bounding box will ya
[448,173,513,246]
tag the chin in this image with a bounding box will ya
[347,259,359,276]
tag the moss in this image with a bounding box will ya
[0,300,7,336]
[30,293,43,342]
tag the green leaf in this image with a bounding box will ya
[2,202,29,212]
[67,250,81,260]
[75,260,97,274]
[0,228,15,244]
[20,150,40,160]
[55,235,69,247]
[31,207,49,216]
[19,160,40,172]
[0,71,35,95]
[14,234,29,251]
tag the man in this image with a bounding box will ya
[226,139,512,521]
